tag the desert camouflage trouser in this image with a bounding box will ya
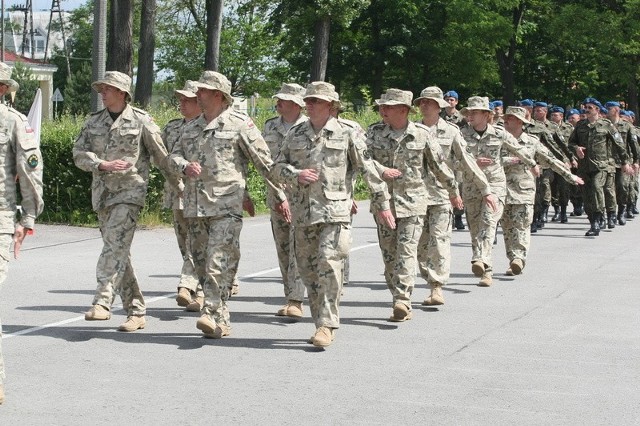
[465,196,504,270]
[0,233,11,383]
[374,214,423,309]
[604,170,617,211]
[172,209,201,296]
[615,167,633,207]
[94,204,145,316]
[582,170,607,215]
[501,204,533,264]
[189,215,242,327]
[295,223,350,329]
[417,204,452,286]
[270,211,305,302]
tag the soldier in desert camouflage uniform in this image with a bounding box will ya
[170,71,287,339]
[0,61,44,404]
[262,83,308,318]
[73,71,170,332]
[273,82,394,347]
[502,107,583,275]
[367,88,460,322]
[459,97,537,287]
[413,86,497,306]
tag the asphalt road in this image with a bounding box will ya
[0,202,638,425]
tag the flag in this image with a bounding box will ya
[27,88,42,145]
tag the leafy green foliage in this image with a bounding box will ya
[10,62,41,115]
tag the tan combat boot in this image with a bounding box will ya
[275,301,303,318]
[196,315,230,339]
[509,258,524,275]
[84,305,111,321]
[118,316,146,332]
[422,285,445,306]
[478,271,493,287]
[176,287,192,307]
[471,261,485,277]
[0,383,4,405]
[186,296,204,312]
[312,326,335,347]
[389,302,413,322]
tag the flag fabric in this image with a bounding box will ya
[27,88,42,145]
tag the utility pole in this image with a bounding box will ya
[44,0,71,75]
[91,0,106,112]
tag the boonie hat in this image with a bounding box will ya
[196,71,234,105]
[92,71,132,99]
[303,81,340,104]
[0,62,19,93]
[273,83,305,107]
[413,86,448,108]
[175,80,198,98]
[460,96,493,115]
[504,106,531,125]
[375,88,413,108]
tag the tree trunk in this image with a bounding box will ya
[496,2,525,106]
[310,15,330,82]
[205,0,223,71]
[135,0,156,107]
[107,0,133,75]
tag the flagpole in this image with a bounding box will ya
[1,0,5,62]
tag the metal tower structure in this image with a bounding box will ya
[14,0,34,58]
[44,0,70,75]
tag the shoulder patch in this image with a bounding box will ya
[27,153,39,168]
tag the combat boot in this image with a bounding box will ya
[585,213,600,237]
[422,284,444,306]
[530,220,538,233]
[176,287,192,307]
[560,205,568,223]
[454,214,465,230]
[389,302,413,322]
[118,315,146,332]
[275,301,303,318]
[196,315,230,339]
[186,296,204,312]
[551,206,560,222]
[632,202,639,215]
[541,206,549,224]
[572,201,583,216]
[598,213,606,229]
[0,383,4,404]
[607,211,616,229]
[471,261,485,277]
[478,271,493,287]
[84,305,111,321]
[312,327,335,347]
[617,205,626,226]
[626,203,635,219]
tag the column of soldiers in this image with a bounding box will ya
[66,70,640,352]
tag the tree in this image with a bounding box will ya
[135,0,157,107]
[64,62,93,116]
[107,0,133,75]
[205,0,223,71]
[10,61,40,115]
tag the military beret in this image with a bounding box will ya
[488,101,495,110]
[629,111,636,117]
[518,99,534,107]
[599,106,608,114]
[583,97,602,108]
[443,90,459,99]
[492,100,503,107]
[533,101,548,108]
[604,101,620,108]
[549,106,564,114]
[620,110,630,117]
[567,108,580,116]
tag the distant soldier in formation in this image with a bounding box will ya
[548,106,577,223]
[262,83,308,318]
[440,90,466,127]
[273,81,394,347]
[74,71,171,332]
[0,61,44,404]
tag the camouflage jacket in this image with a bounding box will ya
[170,108,285,219]
[73,105,170,212]
[527,119,574,164]
[262,113,308,209]
[568,118,629,174]
[0,104,43,232]
[610,119,639,166]
[424,118,492,206]
[273,116,390,226]
[366,121,457,217]
[460,124,536,201]
[161,117,190,210]
[503,132,576,205]
[440,109,466,128]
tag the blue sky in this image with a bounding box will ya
[6,0,85,12]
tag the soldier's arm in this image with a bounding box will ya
[534,142,579,184]
[141,122,171,175]
[553,131,573,163]
[628,128,639,164]
[13,117,44,229]
[502,132,537,167]
[348,128,390,212]
[452,133,491,196]
[72,123,104,172]
[424,139,459,198]
[609,129,630,165]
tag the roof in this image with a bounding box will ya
[2,50,42,64]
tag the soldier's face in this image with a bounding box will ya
[445,97,458,108]
[276,99,299,117]
[418,99,440,117]
[0,83,8,96]
[465,110,489,129]
[178,95,200,118]
[503,115,523,134]
[99,84,126,110]
[606,106,620,120]
[550,112,563,123]
[533,107,547,121]
[196,88,219,109]
[494,105,503,115]
[584,104,599,120]
[567,114,580,126]
[379,104,409,128]
[304,97,331,120]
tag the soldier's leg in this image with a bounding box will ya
[502,204,533,267]
[604,170,617,222]
[315,223,350,329]
[173,209,198,292]
[464,197,483,264]
[93,203,142,312]
[295,224,320,324]
[419,204,451,306]
[540,169,553,224]
[388,215,423,314]
[0,234,12,394]
[271,211,305,306]
[374,214,398,296]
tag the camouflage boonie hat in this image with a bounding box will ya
[273,83,305,107]
[504,106,531,125]
[92,71,132,99]
[303,81,340,104]
[196,71,234,105]
[0,62,19,93]
[175,80,198,98]
[375,88,413,108]
[460,96,492,116]
[413,86,448,108]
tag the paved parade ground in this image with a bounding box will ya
[0,201,638,424]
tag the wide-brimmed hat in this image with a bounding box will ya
[413,86,448,108]
[175,80,198,98]
[460,96,492,115]
[196,71,234,105]
[504,106,531,125]
[92,71,132,99]
[375,88,413,108]
[0,62,19,93]
[273,83,305,107]
[303,81,340,104]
